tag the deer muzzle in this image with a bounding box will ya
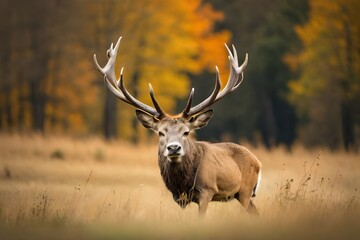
[165,142,184,162]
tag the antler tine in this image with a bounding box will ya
[149,83,166,117]
[232,44,238,63]
[182,67,221,117]
[103,75,130,103]
[232,53,248,90]
[118,76,160,117]
[93,36,164,117]
[94,37,122,84]
[183,44,248,117]
[182,88,195,117]
[220,44,239,92]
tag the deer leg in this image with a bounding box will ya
[248,200,259,216]
[198,200,209,216]
[237,190,259,215]
[197,191,213,216]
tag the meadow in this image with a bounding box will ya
[0,134,359,239]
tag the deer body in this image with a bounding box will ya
[94,36,262,215]
[154,118,262,215]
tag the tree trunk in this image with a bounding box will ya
[30,81,45,132]
[341,101,354,150]
[261,97,277,148]
[341,5,355,150]
[103,87,117,140]
[5,93,12,130]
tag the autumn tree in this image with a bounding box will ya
[92,0,230,142]
[201,0,308,148]
[0,0,55,132]
[0,0,98,135]
[0,0,14,130]
[0,0,230,140]
[288,0,360,150]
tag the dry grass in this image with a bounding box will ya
[0,134,359,239]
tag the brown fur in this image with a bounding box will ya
[136,111,262,215]
[157,132,262,215]
[158,139,202,207]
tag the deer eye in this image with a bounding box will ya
[159,132,165,137]
[183,131,190,137]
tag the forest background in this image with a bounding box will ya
[0,0,359,151]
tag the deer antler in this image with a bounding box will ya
[93,36,165,118]
[182,44,248,118]
[94,37,248,119]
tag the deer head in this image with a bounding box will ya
[93,36,248,163]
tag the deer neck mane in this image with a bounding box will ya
[158,139,204,206]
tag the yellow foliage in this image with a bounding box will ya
[117,105,134,140]
[283,53,299,72]
[0,0,230,138]
[93,0,231,140]
[44,43,98,135]
[289,0,360,105]
[68,112,86,134]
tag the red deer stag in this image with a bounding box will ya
[93,37,262,215]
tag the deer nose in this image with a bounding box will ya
[166,143,182,155]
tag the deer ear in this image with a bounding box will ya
[135,110,159,130]
[188,109,214,130]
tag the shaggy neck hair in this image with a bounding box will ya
[158,139,204,207]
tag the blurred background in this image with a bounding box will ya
[0,0,359,151]
[0,2,359,237]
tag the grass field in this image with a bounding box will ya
[0,134,359,239]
